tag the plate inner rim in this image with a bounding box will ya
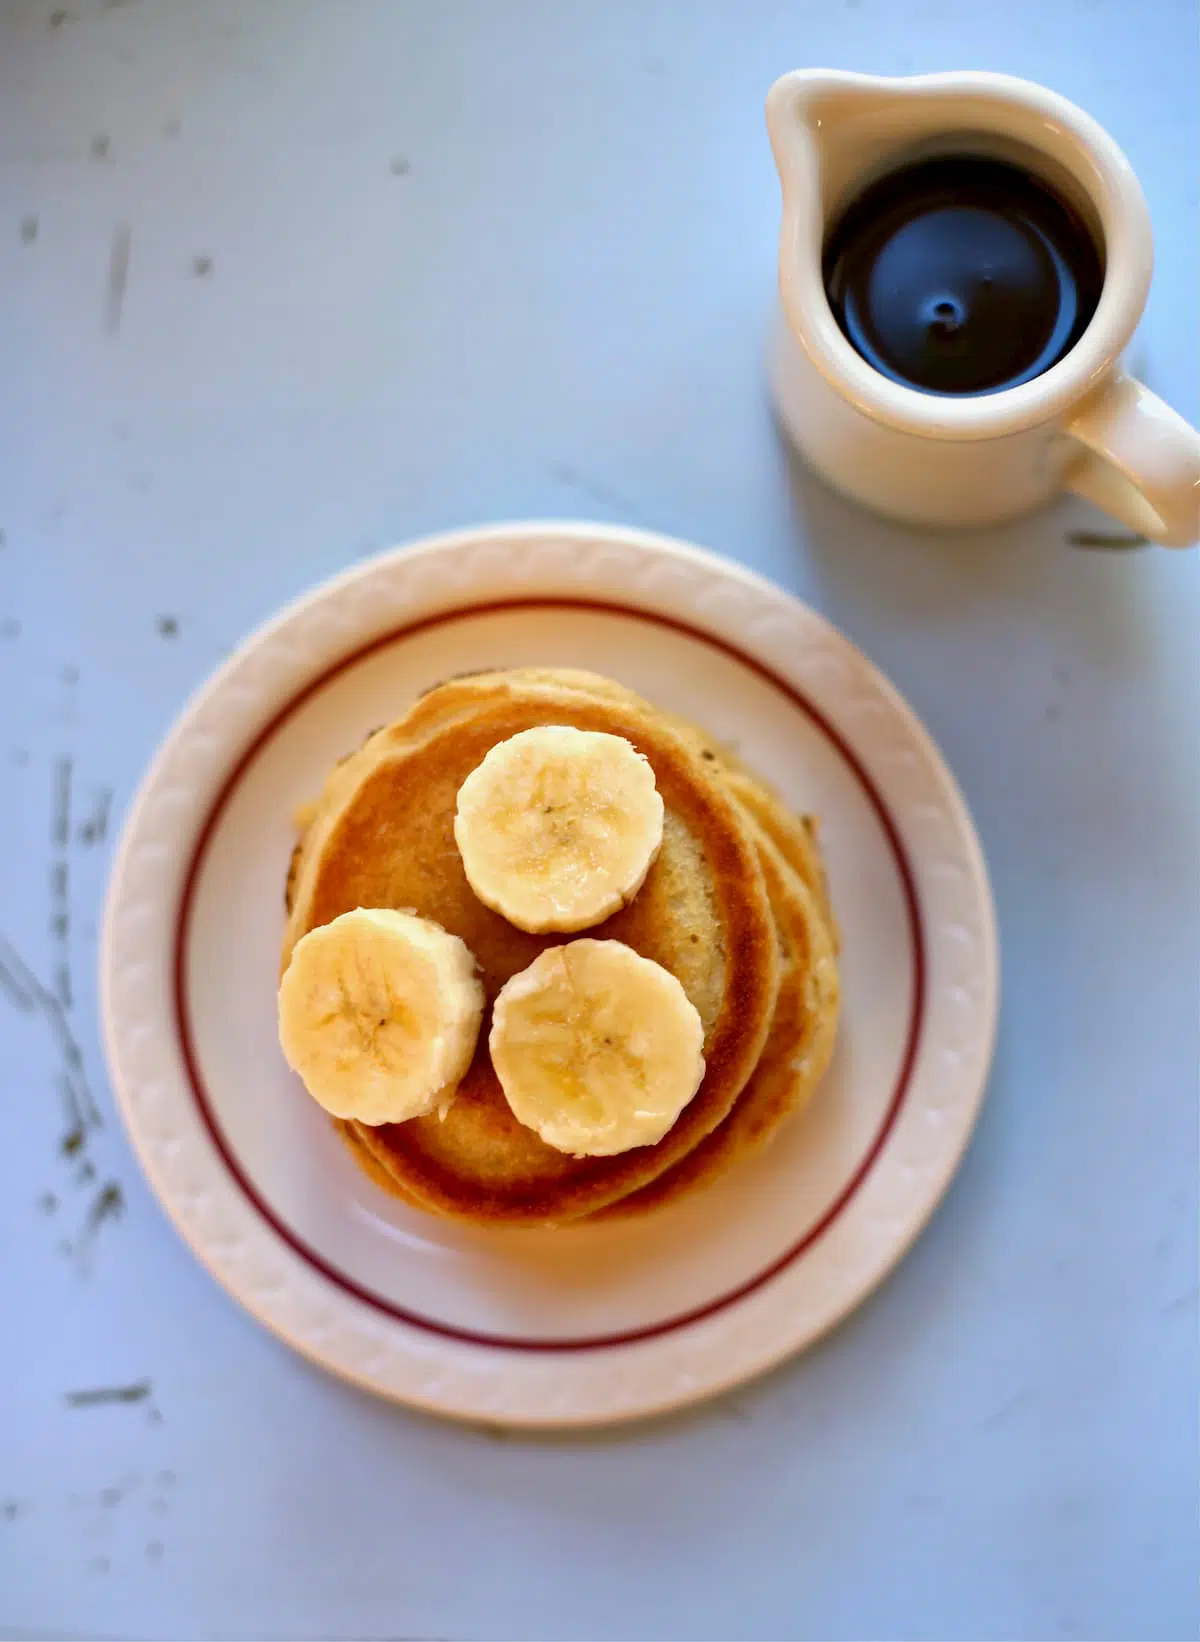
[175,595,928,1353]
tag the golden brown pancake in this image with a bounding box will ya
[413,666,835,937]
[285,683,781,1224]
[593,821,839,1215]
[287,668,841,1223]
[333,818,839,1220]
[715,769,836,947]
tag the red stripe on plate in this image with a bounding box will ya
[174,598,925,1353]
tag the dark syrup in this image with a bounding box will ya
[822,155,1104,396]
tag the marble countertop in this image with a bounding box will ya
[1,2,1196,1638]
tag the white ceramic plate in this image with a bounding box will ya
[101,522,997,1427]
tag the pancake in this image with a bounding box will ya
[713,769,836,948]
[333,1116,416,1198]
[407,666,834,937]
[285,683,781,1224]
[334,819,839,1220]
[386,671,841,1212]
[593,821,839,1215]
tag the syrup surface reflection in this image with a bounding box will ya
[823,156,1104,396]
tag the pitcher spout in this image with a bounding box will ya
[766,71,921,356]
[766,70,928,235]
[765,69,898,199]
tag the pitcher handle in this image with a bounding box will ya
[1064,374,1200,548]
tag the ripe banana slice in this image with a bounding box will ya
[278,907,483,1125]
[489,939,705,1156]
[454,726,664,934]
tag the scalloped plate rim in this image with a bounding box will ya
[99,519,999,1427]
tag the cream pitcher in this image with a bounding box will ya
[766,70,1200,547]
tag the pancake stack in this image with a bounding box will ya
[280,667,840,1226]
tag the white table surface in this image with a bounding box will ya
[1,2,1197,1639]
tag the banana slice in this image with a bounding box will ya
[278,908,483,1125]
[454,726,664,934]
[489,939,705,1156]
